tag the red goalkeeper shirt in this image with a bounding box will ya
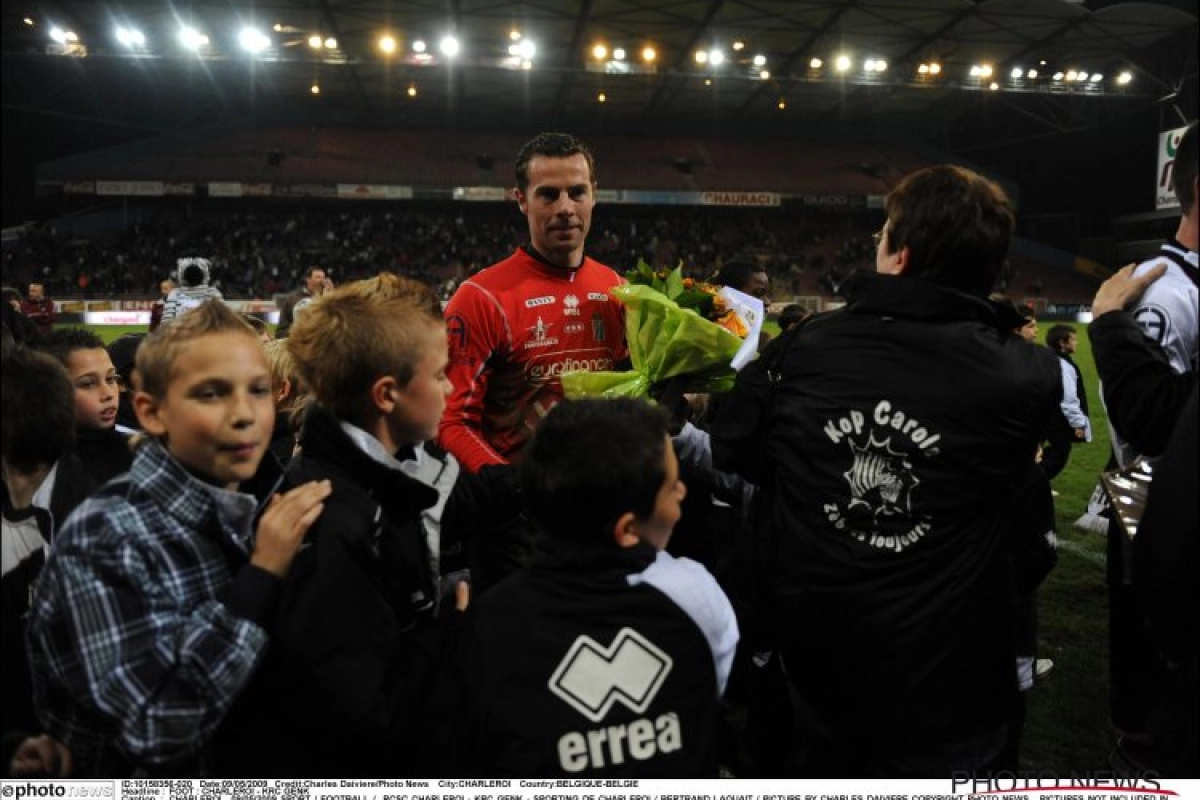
[438,247,627,471]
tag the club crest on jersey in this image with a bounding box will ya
[563,294,581,316]
[524,315,559,349]
[821,400,938,552]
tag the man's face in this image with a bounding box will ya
[744,271,770,300]
[27,284,44,301]
[305,269,327,295]
[516,153,595,269]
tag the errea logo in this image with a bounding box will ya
[549,628,671,722]
[549,628,683,772]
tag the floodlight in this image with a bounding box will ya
[835,55,851,72]
[23,17,34,26]
[1027,69,1038,79]
[753,54,766,67]
[407,85,418,97]
[613,48,625,61]
[379,35,396,54]
[1011,67,1023,79]
[308,35,322,48]
[522,60,532,70]
[1089,73,1102,82]
[310,83,320,94]
[704,78,712,86]
[510,30,521,41]
[777,99,786,110]
[980,65,993,78]
[1066,70,1077,81]
[864,59,876,72]
[989,82,999,90]
[115,27,145,47]
[439,36,460,57]
[929,63,941,75]
[412,40,427,53]
[759,70,770,80]
[179,26,209,50]
[810,57,823,69]
[694,50,708,64]
[49,26,67,43]
[918,64,930,74]
[593,44,608,60]
[875,60,887,72]
[709,50,724,66]
[324,37,337,49]
[969,65,981,77]
[1053,72,1064,81]
[597,92,606,103]
[642,46,656,62]
[1077,71,1089,81]
[239,28,270,54]
[1117,71,1132,84]
[732,41,745,51]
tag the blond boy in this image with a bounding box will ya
[27,301,330,776]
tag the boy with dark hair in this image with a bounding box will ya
[223,272,477,777]
[32,328,132,484]
[27,300,331,776]
[455,397,738,777]
[2,346,86,774]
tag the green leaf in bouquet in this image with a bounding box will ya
[663,264,684,300]
[562,369,651,399]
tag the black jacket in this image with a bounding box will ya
[220,405,446,777]
[711,271,1061,749]
[451,535,735,777]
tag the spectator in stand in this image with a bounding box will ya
[2,289,38,346]
[275,266,332,338]
[438,132,627,472]
[161,258,223,325]
[710,164,1061,776]
[19,282,55,337]
[148,279,174,332]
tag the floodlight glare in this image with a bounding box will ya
[1053,72,1064,81]
[49,26,67,43]
[522,60,532,70]
[1089,73,1102,82]
[694,50,708,64]
[597,92,606,103]
[593,44,608,60]
[115,27,145,47]
[1066,70,1077,81]
[759,70,770,80]
[1077,71,1089,81]
[310,83,320,95]
[239,28,270,53]
[753,54,766,67]
[324,37,337,49]
[864,59,876,71]
[510,30,521,41]
[613,48,625,61]
[642,46,656,62]
[308,35,322,49]
[439,36,460,57]
[810,57,823,69]
[709,50,724,66]
[929,63,942,75]
[918,64,930,74]
[732,41,745,51]
[407,85,418,97]
[412,40,427,53]
[1011,67,1023,78]
[179,26,209,50]
[835,55,851,72]
[989,82,999,90]
[23,17,34,26]
[379,35,396,54]
[969,65,981,77]
[704,78,712,86]
[875,59,887,72]
[777,99,786,110]
[980,65,993,78]
[1027,68,1038,79]
[1117,71,1132,84]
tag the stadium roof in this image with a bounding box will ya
[3,0,1196,144]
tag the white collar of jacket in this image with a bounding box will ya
[337,419,421,472]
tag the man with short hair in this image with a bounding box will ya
[438,132,627,472]
[19,282,55,336]
[275,266,332,338]
[1041,324,1091,480]
[711,164,1062,776]
[1104,120,1198,746]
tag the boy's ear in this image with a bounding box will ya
[611,512,641,549]
[893,244,911,275]
[276,377,292,405]
[369,375,399,414]
[133,391,168,437]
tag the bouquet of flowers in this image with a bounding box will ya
[561,261,764,400]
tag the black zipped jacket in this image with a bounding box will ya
[711,270,1061,748]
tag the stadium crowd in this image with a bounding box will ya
[2,126,1195,781]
